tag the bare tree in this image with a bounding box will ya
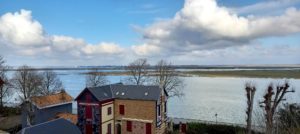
[259,81,295,134]
[0,56,12,108]
[40,70,64,95]
[12,65,44,126]
[245,82,256,134]
[126,58,150,85]
[12,65,43,102]
[86,69,108,87]
[154,60,184,97]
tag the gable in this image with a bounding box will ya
[75,88,99,102]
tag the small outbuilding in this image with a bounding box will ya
[21,91,73,128]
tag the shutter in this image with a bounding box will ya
[146,123,151,134]
[119,105,124,115]
[126,121,132,132]
[107,123,111,134]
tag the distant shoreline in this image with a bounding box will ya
[85,69,300,79]
[183,70,300,79]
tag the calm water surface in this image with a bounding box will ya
[7,70,300,124]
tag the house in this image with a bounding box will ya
[75,83,168,134]
[18,118,81,134]
[21,91,73,128]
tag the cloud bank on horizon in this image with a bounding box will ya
[0,0,300,66]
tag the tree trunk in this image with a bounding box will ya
[266,114,273,134]
[246,95,254,134]
[0,95,3,109]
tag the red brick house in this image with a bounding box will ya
[75,83,168,134]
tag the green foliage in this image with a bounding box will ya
[186,122,245,134]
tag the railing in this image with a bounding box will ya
[169,117,265,132]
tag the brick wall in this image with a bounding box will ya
[114,99,156,134]
[114,99,156,121]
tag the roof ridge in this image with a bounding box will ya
[24,118,63,130]
[31,92,68,99]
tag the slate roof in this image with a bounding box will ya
[30,92,73,109]
[111,84,161,101]
[87,85,113,101]
[80,83,162,101]
[18,118,81,134]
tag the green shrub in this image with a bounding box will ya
[186,122,245,134]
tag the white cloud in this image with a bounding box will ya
[0,9,127,65]
[131,43,161,56]
[1,0,300,66]
[0,9,48,46]
[166,44,300,65]
[82,43,124,55]
[139,0,300,55]
[51,35,86,51]
[232,0,300,15]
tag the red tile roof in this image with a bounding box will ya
[53,112,77,124]
[30,92,73,109]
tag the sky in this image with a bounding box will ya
[0,0,300,66]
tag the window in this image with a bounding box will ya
[119,105,124,115]
[157,105,161,116]
[107,123,111,134]
[164,102,167,113]
[107,107,112,115]
[126,121,132,132]
[146,123,151,134]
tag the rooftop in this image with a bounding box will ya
[30,92,73,109]
[76,83,163,101]
[53,113,77,124]
[18,118,81,134]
